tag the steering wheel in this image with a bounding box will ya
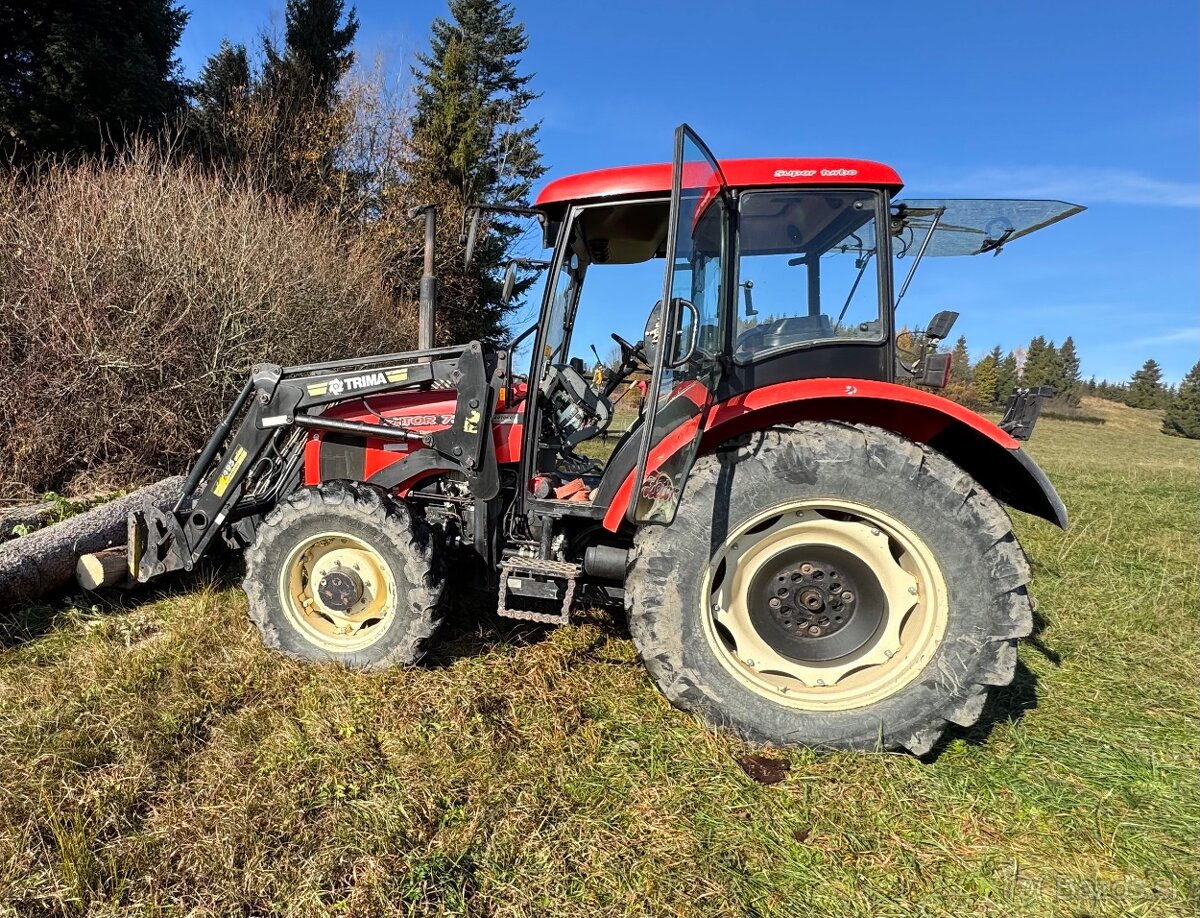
[611,332,645,366]
[540,363,613,450]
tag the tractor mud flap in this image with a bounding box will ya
[127,502,193,583]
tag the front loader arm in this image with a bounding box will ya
[128,342,500,583]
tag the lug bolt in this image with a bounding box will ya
[841,591,854,601]
[800,563,813,575]
[769,597,781,609]
[808,625,821,635]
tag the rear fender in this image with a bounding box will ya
[600,379,1067,531]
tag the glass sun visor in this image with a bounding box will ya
[891,199,1085,257]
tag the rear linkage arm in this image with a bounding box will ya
[128,342,501,583]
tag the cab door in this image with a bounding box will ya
[630,125,730,524]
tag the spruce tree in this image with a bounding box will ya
[997,351,1019,401]
[0,0,189,161]
[972,353,999,406]
[1127,358,1168,409]
[1057,336,1082,406]
[250,0,360,203]
[409,0,545,343]
[1162,362,1200,439]
[1022,336,1059,389]
[189,39,251,163]
[949,335,972,384]
[263,0,359,110]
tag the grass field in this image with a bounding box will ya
[1,398,1196,917]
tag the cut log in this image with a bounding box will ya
[0,501,56,541]
[76,548,131,591]
[0,476,183,610]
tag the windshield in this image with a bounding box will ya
[734,189,885,363]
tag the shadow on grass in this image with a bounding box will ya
[0,556,241,650]
[923,609,1063,760]
[424,586,633,669]
[927,660,1041,759]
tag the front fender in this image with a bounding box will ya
[600,379,1067,531]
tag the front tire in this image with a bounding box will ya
[626,422,1034,755]
[243,482,444,669]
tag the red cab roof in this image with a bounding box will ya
[535,158,904,208]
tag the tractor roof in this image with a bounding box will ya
[535,158,904,209]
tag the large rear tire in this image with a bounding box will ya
[243,482,444,669]
[625,422,1034,755]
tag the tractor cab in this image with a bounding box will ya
[519,126,1082,524]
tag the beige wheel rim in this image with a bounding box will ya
[702,498,948,711]
[278,530,397,653]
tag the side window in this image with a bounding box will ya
[669,196,726,364]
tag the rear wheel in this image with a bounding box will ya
[626,422,1034,755]
[244,482,443,668]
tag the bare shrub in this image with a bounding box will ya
[0,145,415,496]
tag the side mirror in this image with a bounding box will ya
[919,352,952,389]
[501,261,517,304]
[642,301,663,367]
[741,280,757,317]
[924,310,959,342]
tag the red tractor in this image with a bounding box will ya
[128,126,1082,754]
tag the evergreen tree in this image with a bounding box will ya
[1057,336,1082,406]
[409,0,545,343]
[249,0,360,203]
[189,39,251,162]
[1162,362,1200,439]
[997,351,1019,401]
[411,0,542,202]
[972,353,1000,406]
[1127,358,1168,409]
[949,335,972,384]
[263,0,359,110]
[0,0,189,161]
[1022,336,1059,389]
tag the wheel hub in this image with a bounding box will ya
[705,503,947,705]
[749,545,884,663]
[280,533,397,653]
[317,566,363,612]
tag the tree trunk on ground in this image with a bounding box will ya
[0,477,183,610]
[1,502,56,541]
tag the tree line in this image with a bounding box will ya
[0,0,543,345]
[910,330,1200,440]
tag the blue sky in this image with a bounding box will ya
[178,0,1198,383]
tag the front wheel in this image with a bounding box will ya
[243,482,444,669]
[626,422,1035,755]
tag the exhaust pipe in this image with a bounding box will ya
[409,204,437,354]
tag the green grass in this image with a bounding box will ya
[1,397,1196,917]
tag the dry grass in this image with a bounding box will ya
[0,147,416,497]
[0,400,1196,917]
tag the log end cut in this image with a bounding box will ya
[76,548,131,591]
